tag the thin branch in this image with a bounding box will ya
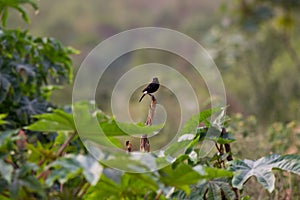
[126,140,132,152]
[56,131,77,157]
[78,183,90,198]
[74,179,87,196]
[37,170,50,180]
[154,189,162,200]
[0,8,5,23]
[215,143,221,152]
[140,135,150,152]
[37,131,77,180]
[145,94,157,126]
[140,95,157,152]
[38,159,45,166]
[220,128,238,199]
[60,183,63,193]
[4,158,18,169]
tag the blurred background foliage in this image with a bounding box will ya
[6,0,299,150]
[4,0,300,198]
[6,0,300,123]
[7,0,300,145]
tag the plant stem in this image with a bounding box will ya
[145,94,157,126]
[140,95,156,152]
[154,189,162,200]
[37,131,77,180]
[74,179,86,196]
[78,183,90,198]
[56,131,76,157]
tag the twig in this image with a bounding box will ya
[74,179,86,196]
[60,183,63,193]
[285,173,292,200]
[154,189,162,200]
[37,131,77,180]
[0,8,5,23]
[145,94,157,126]
[37,170,50,180]
[56,131,77,157]
[78,183,90,198]
[126,140,132,152]
[4,158,18,169]
[221,128,233,161]
[215,143,221,152]
[220,128,238,199]
[140,135,150,152]
[140,95,157,152]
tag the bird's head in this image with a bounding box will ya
[152,77,159,84]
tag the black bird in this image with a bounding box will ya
[139,77,160,102]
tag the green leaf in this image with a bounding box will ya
[0,114,7,125]
[0,178,9,195]
[241,196,251,200]
[207,181,222,200]
[84,172,158,200]
[181,107,222,136]
[271,154,300,174]
[159,163,203,195]
[120,173,158,196]
[45,154,103,186]
[1,7,8,27]
[102,153,158,172]
[0,73,12,103]
[9,163,45,198]
[0,28,76,128]
[193,165,233,180]
[229,154,300,193]
[19,176,45,198]
[74,101,163,137]
[25,109,75,132]
[165,107,222,156]
[208,130,236,144]
[0,159,13,183]
[0,129,17,147]
[195,179,236,200]
[125,173,158,191]
[45,157,81,186]
[0,0,38,27]
[84,174,120,200]
[159,166,233,199]
[100,120,163,137]
[75,155,103,186]
[45,167,79,186]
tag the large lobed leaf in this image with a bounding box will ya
[26,109,75,132]
[45,154,102,186]
[229,154,300,193]
[27,102,163,137]
[159,163,233,195]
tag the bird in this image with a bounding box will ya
[126,140,132,152]
[139,77,160,102]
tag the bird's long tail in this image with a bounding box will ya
[139,94,146,102]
